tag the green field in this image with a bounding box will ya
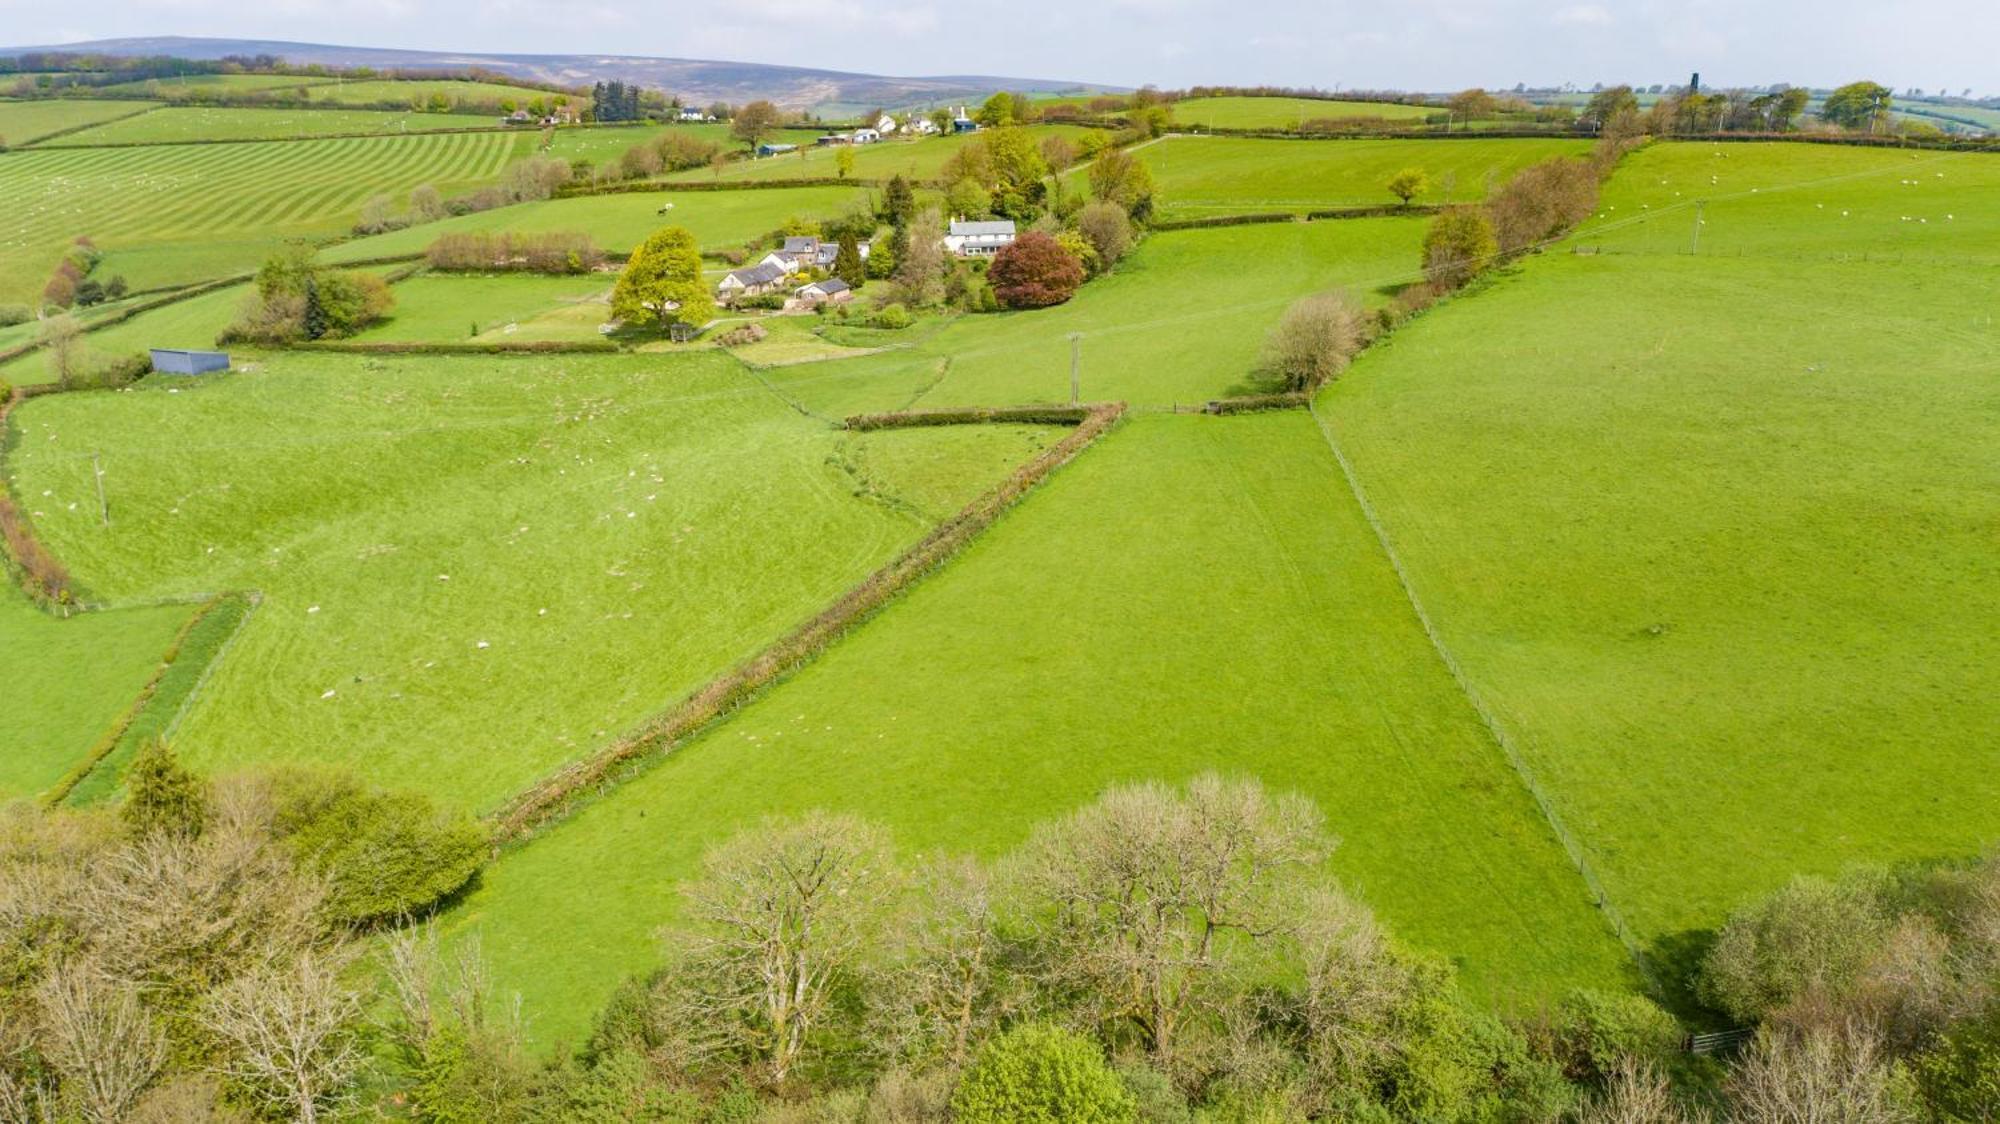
[1319,140,2000,959]
[7,352,1055,812]
[0,283,256,387]
[666,124,1096,183]
[0,99,157,144]
[543,123,735,166]
[51,106,494,144]
[454,412,1634,1045]
[765,217,1428,415]
[91,73,337,96]
[306,79,574,108]
[356,273,612,342]
[1132,135,1593,216]
[325,184,868,262]
[0,130,534,301]
[0,586,193,800]
[1172,96,1437,129]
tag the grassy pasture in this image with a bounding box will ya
[90,74,338,96]
[0,585,194,800]
[306,79,572,108]
[0,130,535,302]
[763,217,1429,415]
[664,125,1096,184]
[453,412,1633,1045]
[0,282,254,387]
[543,123,735,166]
[0,99,156,144]
[1172,96,1437,129]
[7,352,1054,812]
[50,106,492,145]
[1573,141,2000,261]
[1318,142,2000,966]
[324,185,868,263]
[1133,135,1593,217]
[355,273,613,343]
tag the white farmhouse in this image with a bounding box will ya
[876,114,899,135]
[943,219,1017,257]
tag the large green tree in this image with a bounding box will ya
[612,226,714,329]
[1821,81,1891,130]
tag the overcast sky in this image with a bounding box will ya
[4,0,1994,95]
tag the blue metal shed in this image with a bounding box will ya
[149,349,230,375]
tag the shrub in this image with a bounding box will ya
[988,231,1086,309]
[1075,201,1133,268]
[425,231,603,274]
[1911,1003,2000,1121]
[121,741,210,840]
[1263,289,1366,391]
[869,303,913,329]
[1698,872,1891,1023]
[224,246,394,343]
[1545,989,1682,1083]
[0,304,31,328]
[1485,157,1600,258]
[715,323,767,347]
[1422,207,1498,290]
[267,770,489,926]
[951,1023,1136,1124]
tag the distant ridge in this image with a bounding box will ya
[0,36,1118,110]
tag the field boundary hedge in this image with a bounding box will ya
[39,592,255,807]
[296,338,618,355]
[845,404,1099,429]
[553,176,879,199]
[0,274,252,370]
[1305,400,1656,984]
[1150,203,1444,231]
[486,400,1127,842]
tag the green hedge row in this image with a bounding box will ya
[560,176,880,200]
[1149,213,1297,231]
[1202,392,1310,415]
[845,404,1099,430]
[297,339,618,355]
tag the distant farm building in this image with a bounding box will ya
[794,278,852,305]
[149,349,230,375]
[717,261,789,300]
[943,219,1016,257]
[757,142,799,157]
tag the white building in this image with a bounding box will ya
[876,114,899,135]
[943,219,1017,257]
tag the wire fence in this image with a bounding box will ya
[1307,399,1658,987]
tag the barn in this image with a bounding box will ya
[149,349,231,375]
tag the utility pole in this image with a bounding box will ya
[91,452,109,528]
[1691,200,1704,255]
[1068,333,1081,405]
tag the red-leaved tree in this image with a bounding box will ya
[988,232,1085,309]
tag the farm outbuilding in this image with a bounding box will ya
[149,349,230,375]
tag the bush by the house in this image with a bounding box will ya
[715,323,767,347]
[868,303,913,329]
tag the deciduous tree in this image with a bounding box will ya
[1263,289,1366,391]
[1422,207,1497,289]
[987,231,1086,308]
[612,225,714,329]
[1387,167,1429,206]
[731,99,781,150]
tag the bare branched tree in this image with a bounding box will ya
[35,966,166,1123]
[1577,1057,1708,1124]
[1263,289,1367,392]
[870,856,1020,1070]
[200,949,363,1124]
[1726,1021,1914,1124]
[1019,774,1333,1068]
[657,812,895,1088]
[1287,888,1409,1099]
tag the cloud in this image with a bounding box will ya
[1552,3,1615,26]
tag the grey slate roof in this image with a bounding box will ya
[806,278,851,295]
[948,220,1016,237]
[781,236,821,254]
[726,262,788,286]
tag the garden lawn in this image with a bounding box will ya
[0,584,193,800]
[1172,96,1437,129]
[1319,159,1999,967]
[6,351,1056,812]
[325,185,869,263]
[664,125,1097,183]
[1132,135,1593,218]
[763,217,1429,414]
[355,273,613,343]
[0,130,536,302]
[49,107,494,145]
[452,412,1634,1046]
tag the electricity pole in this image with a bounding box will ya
[91,452,109,528]
[1691,200,1704,255]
